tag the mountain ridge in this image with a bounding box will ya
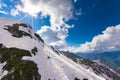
[0,17,120,80]
[77,51,120,71]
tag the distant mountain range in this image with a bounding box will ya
[77,51,120,71]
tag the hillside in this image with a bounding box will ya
[0,18,120,80]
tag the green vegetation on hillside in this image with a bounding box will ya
[0,46,41,80]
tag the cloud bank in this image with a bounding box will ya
[16,0,73,26]
[37,24,74,50]
[13,0,74,49]
[70,24,120,53]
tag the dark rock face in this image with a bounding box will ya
[4,23,32,38]
[34,33,44,43]
[0,44,3,48]
[3,23,44,43]
[0,45,41,80]
[62,51,120,80]
[50,46,59,55]
[74,77,80,80]
[31,47,38,55]
[74,78,88,80]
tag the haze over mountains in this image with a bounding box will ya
[77,51,120,71]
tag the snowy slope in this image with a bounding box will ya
[62,51,120,80]
[0,18,119,80]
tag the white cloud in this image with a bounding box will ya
[10,9,19,16]
[69,24,120,53]
[0,10,7,14]
[16,0,73,27]
[37,24,74,50]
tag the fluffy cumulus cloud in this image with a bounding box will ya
[10,9,19,16]
[70,24,120,53]
[37,24,74,50]
[16,0,73,26]
[13,0,74,49]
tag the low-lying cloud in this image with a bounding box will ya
[70,24,120,53]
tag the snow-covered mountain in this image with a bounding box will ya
[77,51,120,71]
[0,18,120,80]
[62,51,120,80]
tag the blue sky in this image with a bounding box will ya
[0,0,120,53]
[67,0,120,45]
